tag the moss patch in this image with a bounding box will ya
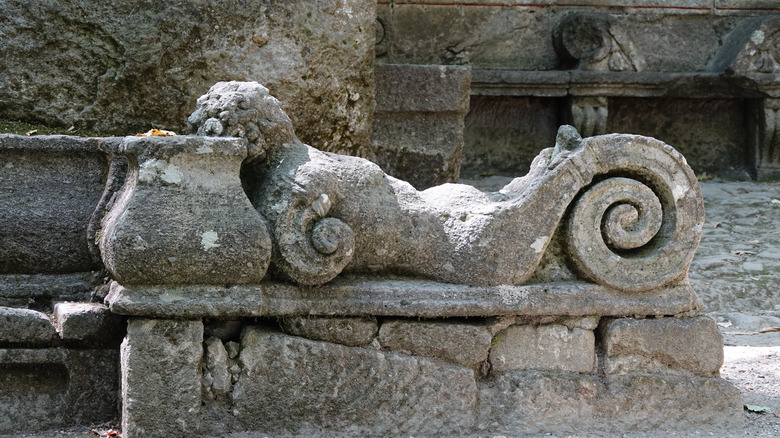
[0,119,112,137]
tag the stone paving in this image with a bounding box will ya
[691,181,780,316]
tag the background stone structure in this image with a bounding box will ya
[0,0,375,157]
[376,1,780,179]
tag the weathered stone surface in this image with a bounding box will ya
[378,3,761,72]
[122,319,203,438]
[601,316,725,377]
[201,83,704,291]
[0,135,108,274]
[203,337,231,399]
[0,273,99,308]
[229,327,477,436]
[560,316,600,331]
[462,96,559,178]
[53,302,123,346]
[378,319,491,368]
[0,1,375,157]
[0,306,57,345]
[372,64,471,189]
[478,370,743,434]
[597,373,744,431]
[106,279,703,319]
[489,324,596,374]
[279,315,377,347]
[711,15,780,74]
[554,12,646,72]
[477,371,600,434]
[0,348,119,434]
[99,136,272,285]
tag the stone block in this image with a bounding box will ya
[601,316,724,377]
[203,337,231,399]
[53,302,123,346]
[378,319,492,368]
[122,318,203,438]
[489,324,596,374]
[598,373,744,431]
[0,348,119,434]
[278,315,377,347]
[0,273,99,308]
[372,64,471,189]
[478,370,743,434]
[0,1,375,157]
[477,370,600,434]
[0,306,57,345]
[0,135,107,274]
[229,327,477,436]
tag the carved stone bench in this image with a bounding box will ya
[0,81,743,436]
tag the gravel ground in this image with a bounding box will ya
[8,181,780,437]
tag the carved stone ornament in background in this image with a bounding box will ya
[725,16,780,75]
[135,80,707,291]
[554,12,647,72]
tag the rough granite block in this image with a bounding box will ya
[53,302,123,345]
[378,319,492,368]
[121,318,203,438]
[0,348,119,434]
[228,327,477,436]
[478,370,743,434]
[601,316,725,377]
[489,323,596,374]
[0,306,57,345]
[278,315,378,347]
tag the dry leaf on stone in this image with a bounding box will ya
[745,404,769,413]
[135,128,176,137]
[759,327,780,333]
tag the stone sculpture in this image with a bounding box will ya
[1,80,741,438]
[179,81,704,291]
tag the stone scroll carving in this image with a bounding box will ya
[554,12,647,72]
[722,16,780,75]
[151,81,705,292]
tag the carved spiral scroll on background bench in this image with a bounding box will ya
[564,135,705,293]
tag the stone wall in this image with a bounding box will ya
[0,1,375,157]
[117,312,742,437]
[376,1,780,179]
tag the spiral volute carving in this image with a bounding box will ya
[565,173,699,292]
[274,193,355,285]
[563,135,704,293]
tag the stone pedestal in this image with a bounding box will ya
[107,279,744,437]
[372,64,471,189]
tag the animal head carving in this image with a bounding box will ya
[187,81,298,162]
